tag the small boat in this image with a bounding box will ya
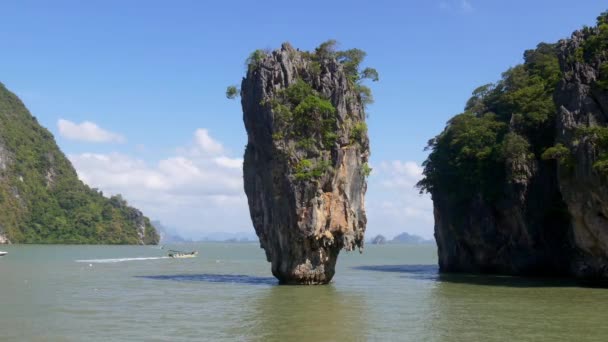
[168,250,198,258]
[0,251,7,257]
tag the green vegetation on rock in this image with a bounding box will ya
[236,40,377,184]
[361,163,372,177]
[418,40,561,199]
[0,83,158,244]
[294,159,332,181]
[576,126,608,176]
[419,11,608,199]
[576,12,608,63]
[350,122,368,145]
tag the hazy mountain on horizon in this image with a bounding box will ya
[153,221,258,243]
[368,232,434,245]
[389,232,434,244]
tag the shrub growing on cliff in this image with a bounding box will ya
[350,122,368,144]
[362,163,372,177]
[294,159,332,181]
[310,40,379,106]
[314,39,338,60]
[577,126,608,175]
[246,49,267,72]
[226,85,239,99]
[541,144,571,165]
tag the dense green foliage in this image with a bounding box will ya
[418,41,561,199]
[419,12,608,198]
[267,79,337,147]
[575,12,608,64]
[0,83,158,244]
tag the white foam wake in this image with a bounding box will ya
[76,256,170,263]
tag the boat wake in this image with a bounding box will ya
[75,257,170,263]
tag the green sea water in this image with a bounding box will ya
[0,243,607,341]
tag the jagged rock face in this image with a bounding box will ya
[555,29,608,277]
[241,44,369,284]
[433,170,571,276]
[0,232,9,244]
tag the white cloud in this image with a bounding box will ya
[57,119,125,143]
[194,128,223,155]
[377,160,424,189]
[214,156,243,169]
[68,128,249,239]
[67,126,435,240]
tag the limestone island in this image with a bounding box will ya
[418,12,608,280]
[228,41,377,284]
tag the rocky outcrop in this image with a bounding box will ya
[423,13,608,279]
[240,43,371,284]
[554,27,608,278]
[0,232,9,244]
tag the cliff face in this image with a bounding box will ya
[554,27,608,277]
[0,82,158,245]
[240,43,371,284]
[420,13,608,279]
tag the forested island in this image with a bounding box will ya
[0,83,158,244]
[418,12,608,279]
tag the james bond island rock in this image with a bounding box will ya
[234,41,376,284]
[418,11,608,280]
[0,82,158,244]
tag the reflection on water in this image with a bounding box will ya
[354,264,608,288]
[243,286,367,341]
[428,277,608,342]
[136,273,277,286]
[353,264,439,282]
[355,263,608,341]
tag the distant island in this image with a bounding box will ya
[0,83,158,245]
[369,233,434,245]
[154,221,258,244]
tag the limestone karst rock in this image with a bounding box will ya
[420,12,608,279]
[239,42,374,284]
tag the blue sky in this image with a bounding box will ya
[0,0,605,239]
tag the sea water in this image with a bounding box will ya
[0,243,607,341]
